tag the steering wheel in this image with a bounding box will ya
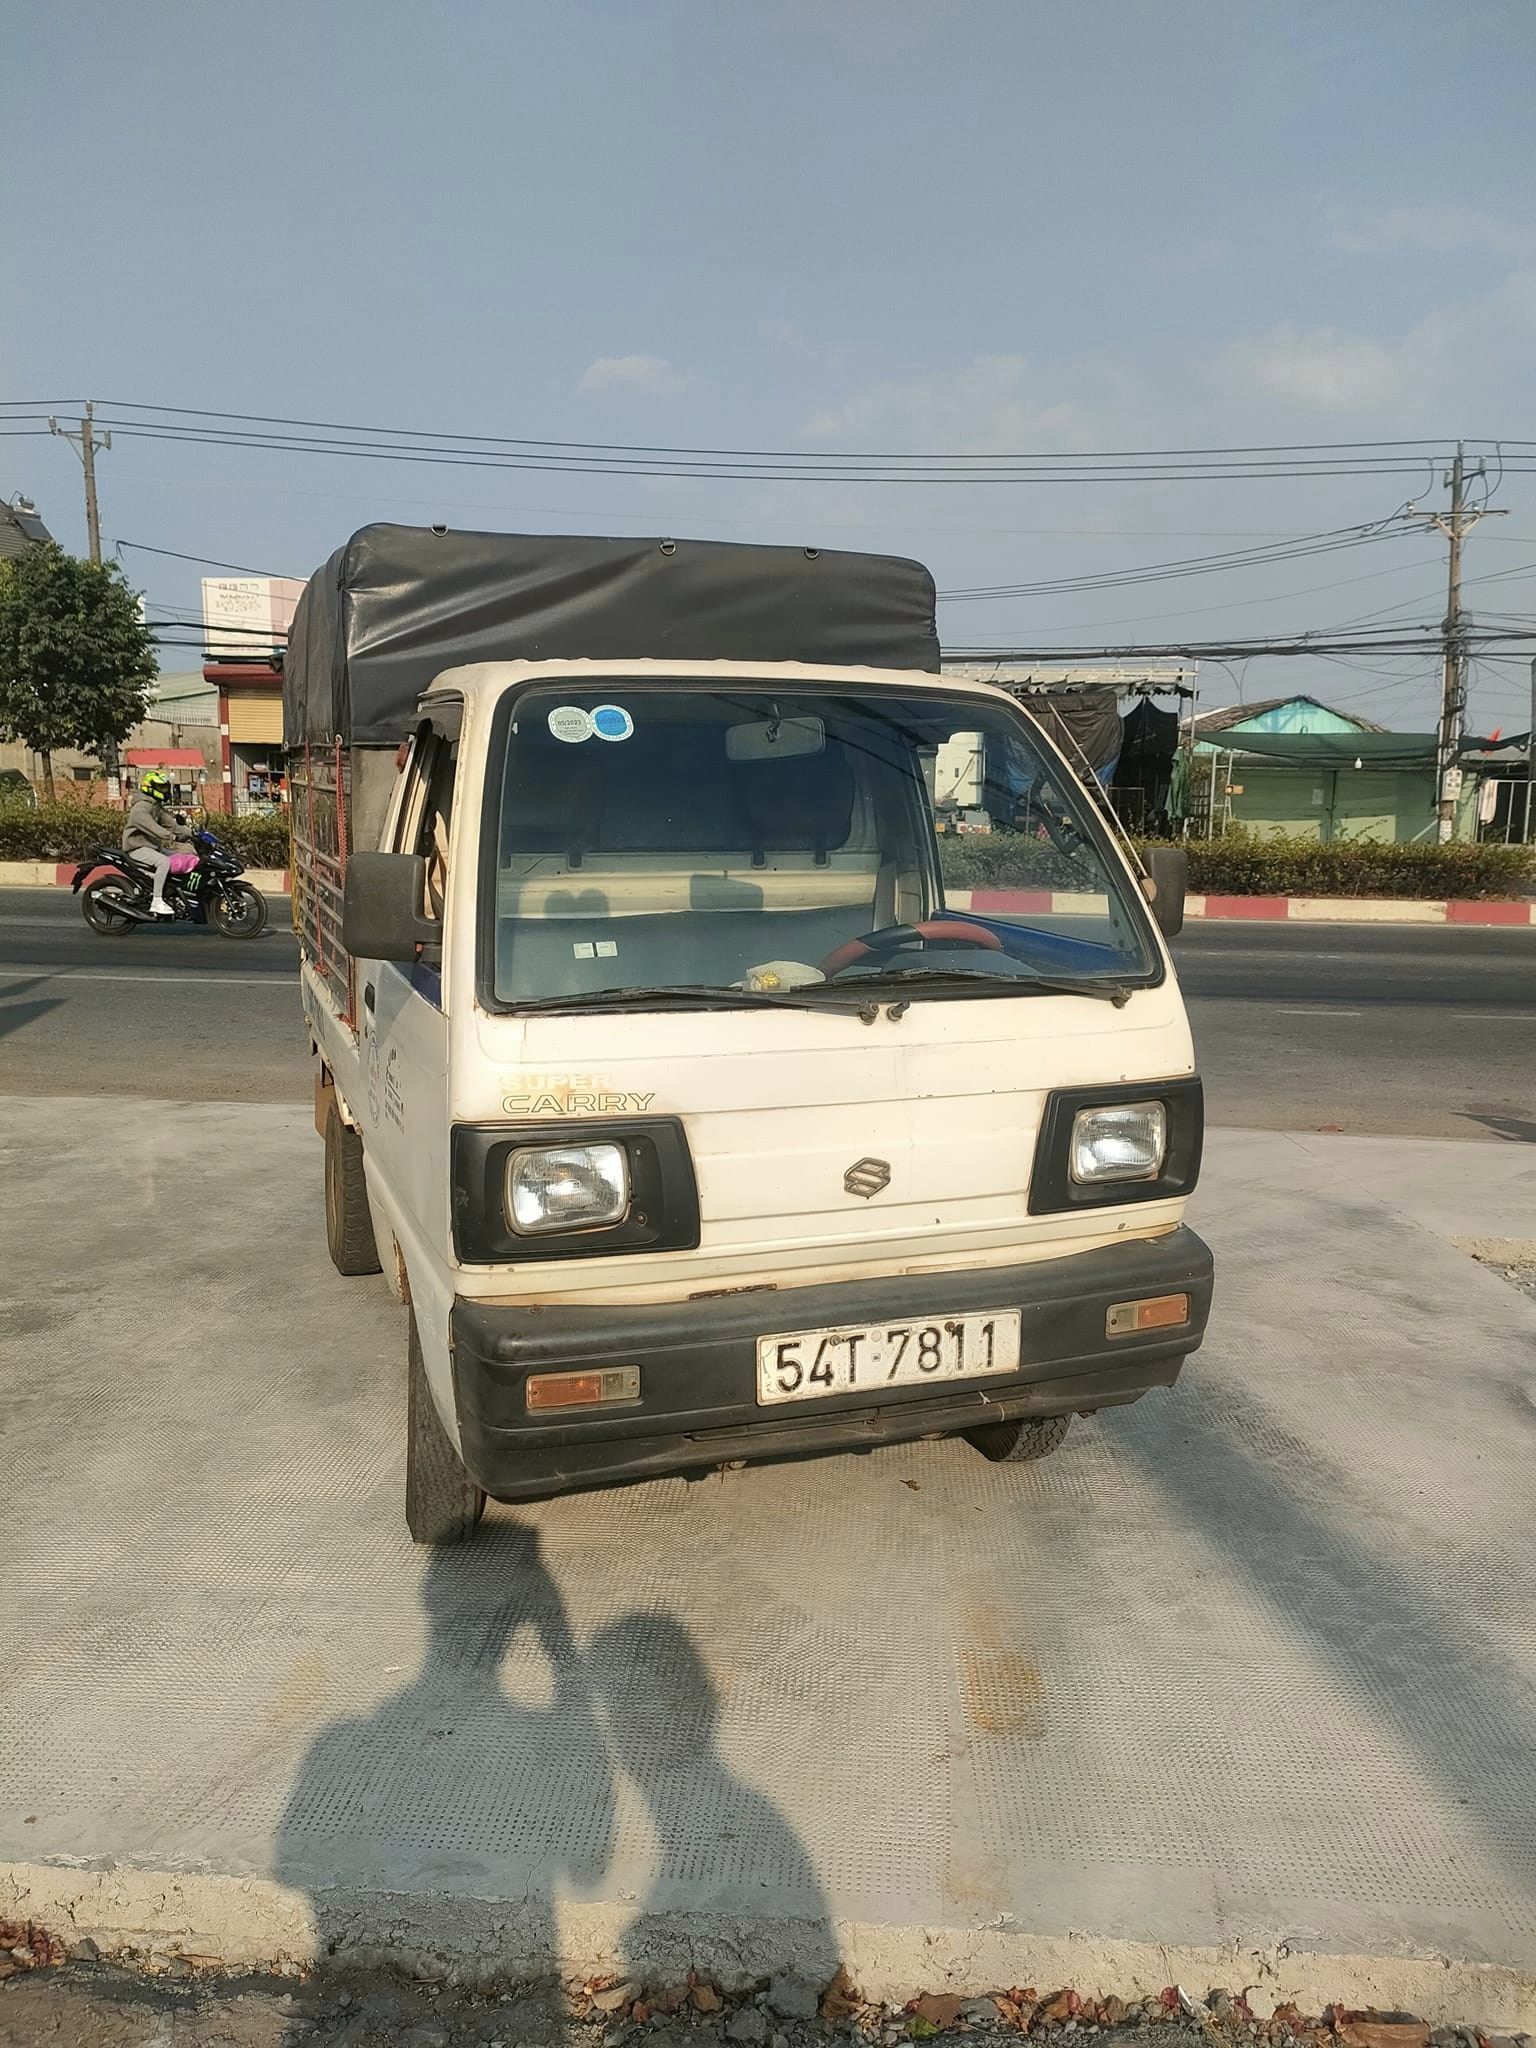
[819,918,1005,980]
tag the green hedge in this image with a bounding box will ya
[939,834,1092,893]
[0,799,291,868]
[2,800,1529,898]
[939,828,1534,901]
[1169,833,1534,901]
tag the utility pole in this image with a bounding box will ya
[48,402,111,567]
[49,402,124,803]
[1434,445,1468,842]
[1404,444,1504,842]
[1527,656,1535,845]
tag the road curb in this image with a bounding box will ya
[0,861,291,892]
[946,887,1536,926]
[1,863,1527,922]
[3,1861,1532,2025]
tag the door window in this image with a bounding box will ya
[394,728,458,921]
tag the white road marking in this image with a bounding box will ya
[0,968,288,989]
[1276,1006,1363,1017]
[1451,1011,1531,1022]
[0,913,292,933]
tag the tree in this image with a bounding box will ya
[0,543,158,801]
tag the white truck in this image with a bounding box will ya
[288,525,1211,1544]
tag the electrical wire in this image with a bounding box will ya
[944,626,1536,661]
[71,400,1490,464]
[93,419,1514,486]
[113,538,296,578]
[22,401,1536,484]
[939,514,1422,600]
[967,552,1449,637]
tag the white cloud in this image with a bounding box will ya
[801,353,1081,452]
[1326,203,1535,261]
[578,354,688,396]
[1214,214,1536,417]
[1212,324,1426,412]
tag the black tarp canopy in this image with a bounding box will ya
[284,524,940,746]
[1207,731,1440,770]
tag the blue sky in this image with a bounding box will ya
[4,0,1535,728]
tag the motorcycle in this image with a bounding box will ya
[73,826,270,941]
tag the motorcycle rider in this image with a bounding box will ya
[123,770,185,916]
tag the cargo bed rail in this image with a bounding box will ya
[288,739,354,1027]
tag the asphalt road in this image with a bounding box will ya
[0,887,1531,1136]
[1174,919,1534,1140]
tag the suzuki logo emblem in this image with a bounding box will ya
[844,1156,891,1199]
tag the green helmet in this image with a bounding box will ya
[140,770,172,802]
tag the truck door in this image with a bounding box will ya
[359,713,459,1324]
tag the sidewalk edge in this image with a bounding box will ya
[2,863,1527,922]
[945,887,1532,926]
[3,1862,1532,2026]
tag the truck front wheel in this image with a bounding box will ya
[964,1412,1072,1465]
[406,1311,486,1545]
[323,1103,382,1277]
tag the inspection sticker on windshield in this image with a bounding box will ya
[548,705,594,744]
[591,703,633,741]
[757,1310,1020,1406]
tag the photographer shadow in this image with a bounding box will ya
[272,1524,615,2037]
[587,1610,838,1999]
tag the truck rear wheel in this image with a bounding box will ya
[323,1103,382,1277]
[406,1310,486,1545]
[964,1412,1072,1465]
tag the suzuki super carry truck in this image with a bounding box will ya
[287,526,1212,1543]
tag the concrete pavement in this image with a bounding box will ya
[2,1099,1534,2023]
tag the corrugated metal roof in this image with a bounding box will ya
[1193,694,1386,737]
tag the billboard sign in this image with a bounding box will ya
[201,576,304,660]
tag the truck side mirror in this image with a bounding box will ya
[1141,845,1187,939]
[343,852,440,961]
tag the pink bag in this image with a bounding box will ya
[167,852,198,875]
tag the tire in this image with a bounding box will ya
[323,1103,382,1276]
[81,876,140,936]
[210,881,268,939]
[964,1411,1073,1465]
[406,1310,486,1545]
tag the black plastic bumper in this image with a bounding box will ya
[450,1226,1213,1502]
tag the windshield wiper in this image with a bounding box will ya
[827,967,1133,1007]
[508,982,876,1017]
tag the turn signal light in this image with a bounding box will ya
[1106,1293,1189,1337]
[525,1366,641,1412]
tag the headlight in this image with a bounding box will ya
[506,1143,629,1235]
[1069,1102,1167,1185]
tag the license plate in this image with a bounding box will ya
[756,1310,1021,1406]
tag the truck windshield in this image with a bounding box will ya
[483,684,1159,1008]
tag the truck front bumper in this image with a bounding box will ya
[449,1226,1214,1503]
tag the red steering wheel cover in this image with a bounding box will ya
[818,917,1004,979]
[913,917,1004,951]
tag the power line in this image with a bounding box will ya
[979,551,1449,637]
[93,419,1501,485]
[26,401,1536,485]
[945,629,1536,660]
[113,537,295,578]
[938,514,1421,600]
[71,399,1495,464]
